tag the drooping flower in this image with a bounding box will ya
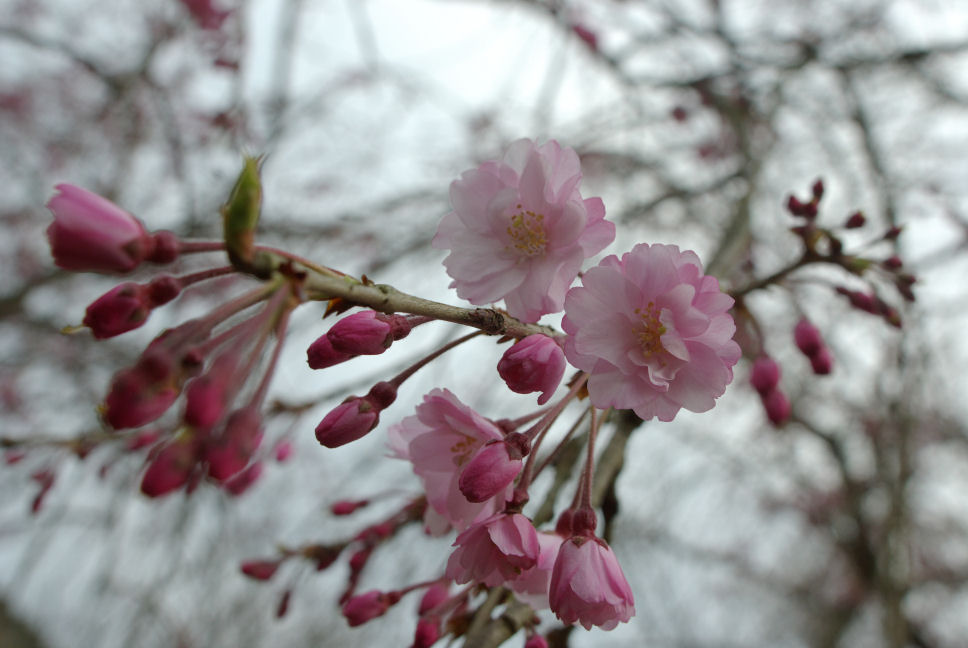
[508,531,564,610]
[445,513,540,587]
[549,534,635,630]
[433,139,615,322]
[388,389,508,532]
[497,334,566,404]
[562,243,740,422]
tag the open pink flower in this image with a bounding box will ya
[445,513,540,587]
[433,139,614,322]
[563,243,740,421]
[549,534,634,630]
[388,389,508,532]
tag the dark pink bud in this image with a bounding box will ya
[837,287,877,314]
[342,590,401,627]
[331,499,370,516]
[459,440,524,503]
[809,347,833,375]
[147,231,180,265]
[206,406,264,481]
[315,398,380,448]
[276,589,292,618]
[327,310,395,355]
[884,225,903,240]
[83,283,152,339]
[762,388,791,426]
[348,547,372,572]
[811,179,824,200]
[184,352,240,430]
[786,195,805,216]
[366,380,398,410]
[882,255,903,270]
[793,318,825,358]
[749,356,781,395]
[104,350,180,429]
[671,106,688,122]
[844,211,866,229]
[497,334,566,405]
[45,184,153,274]
[307,334,353,369]
[140,436,198,497]
[571,23,598,50]
[274,440,293,462]
[146,275,182,305]
[240,559,280,581]
[413,617,441,648]
[418,583,449,615]
[525,635,549,648]
[224,462,263,496]
[179,0,232,31]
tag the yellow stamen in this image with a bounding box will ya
[505,204,547,257]
[634,302,666,358]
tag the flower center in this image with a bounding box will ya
[506,205,547,257]
[450,434,481,467]
[634,302,666,358]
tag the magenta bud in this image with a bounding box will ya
[307,334,353,369]
[46,184,153,274]
[83,282,152,339]
[809,347,833,375]
[413,617,442,648]
[206,406,264,481]
[525,635,550,648]
[315,398,380,448]
[146,275,182,305]
[327,310,395,355]
[811,179,824,200]
[342,590,401,627]
[882,255,903,270]
[762,388,791,426]
[147,231,180,264]
[497,334,566,405]
[104,350,180,429]
[844,211,866,229]
[786,195,805,216]
[884,225,903,240]
[331,499,369,516]
[274,440,293,462]
[224,462,263,496]
[458,440,524,503]
[418,583,450,616]
[240,559,281,581]
[140,436,198,497]
[793,318,825,358]
[571,23,598,50]
[749,356,781,395]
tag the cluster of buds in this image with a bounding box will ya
[749,355,791,426]
[41,160,305,499]
[793,318,833,375]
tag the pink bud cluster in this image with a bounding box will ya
[793,318,833,375]
[750,356,790,426]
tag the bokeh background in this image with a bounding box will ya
[2,1,968,646]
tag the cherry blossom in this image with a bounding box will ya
[563,243,740,421]
[433,139,614,322]
[549,534,635,630]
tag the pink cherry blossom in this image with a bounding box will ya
[549,534,635,630]
[445,513,540,587]
[508,531,564,609]
[497,334,566,404]
[562,243,740,421]
[388,389,508,532]
[458,439,524,503]
[46,184,153,273]
[433,139,615,322]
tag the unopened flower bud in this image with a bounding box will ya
[749,356,781,395]
[206,406,264,481]
[793,318,824,358]
[342,590,401,627]
[315,397,380,448]
[418,583,450,615]
[307,334,353,369]
[762,388,791,426]
[413,617,442,648]
[140,435,198,497]
[811,179,824,200]
[884,225,903,240]
[331,499,370,516]
[240,559,281,581]
[845,211,866,229]
[809,347,833,375]
[525,635,549,648]
[104,350,180,429]
[497,334,566,405]
[184,354,239,430]
[83,282,152,339]
[46,184,154,274]
[224,462,263,496]
[458,439,525,503]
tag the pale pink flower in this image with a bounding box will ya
[497,334,566,404]
[509,531,564,610]
[388,389,508,532]
[445,513,540,587]
[562,243,740,421]
[549,535,634,630]
[433,139,614,322]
